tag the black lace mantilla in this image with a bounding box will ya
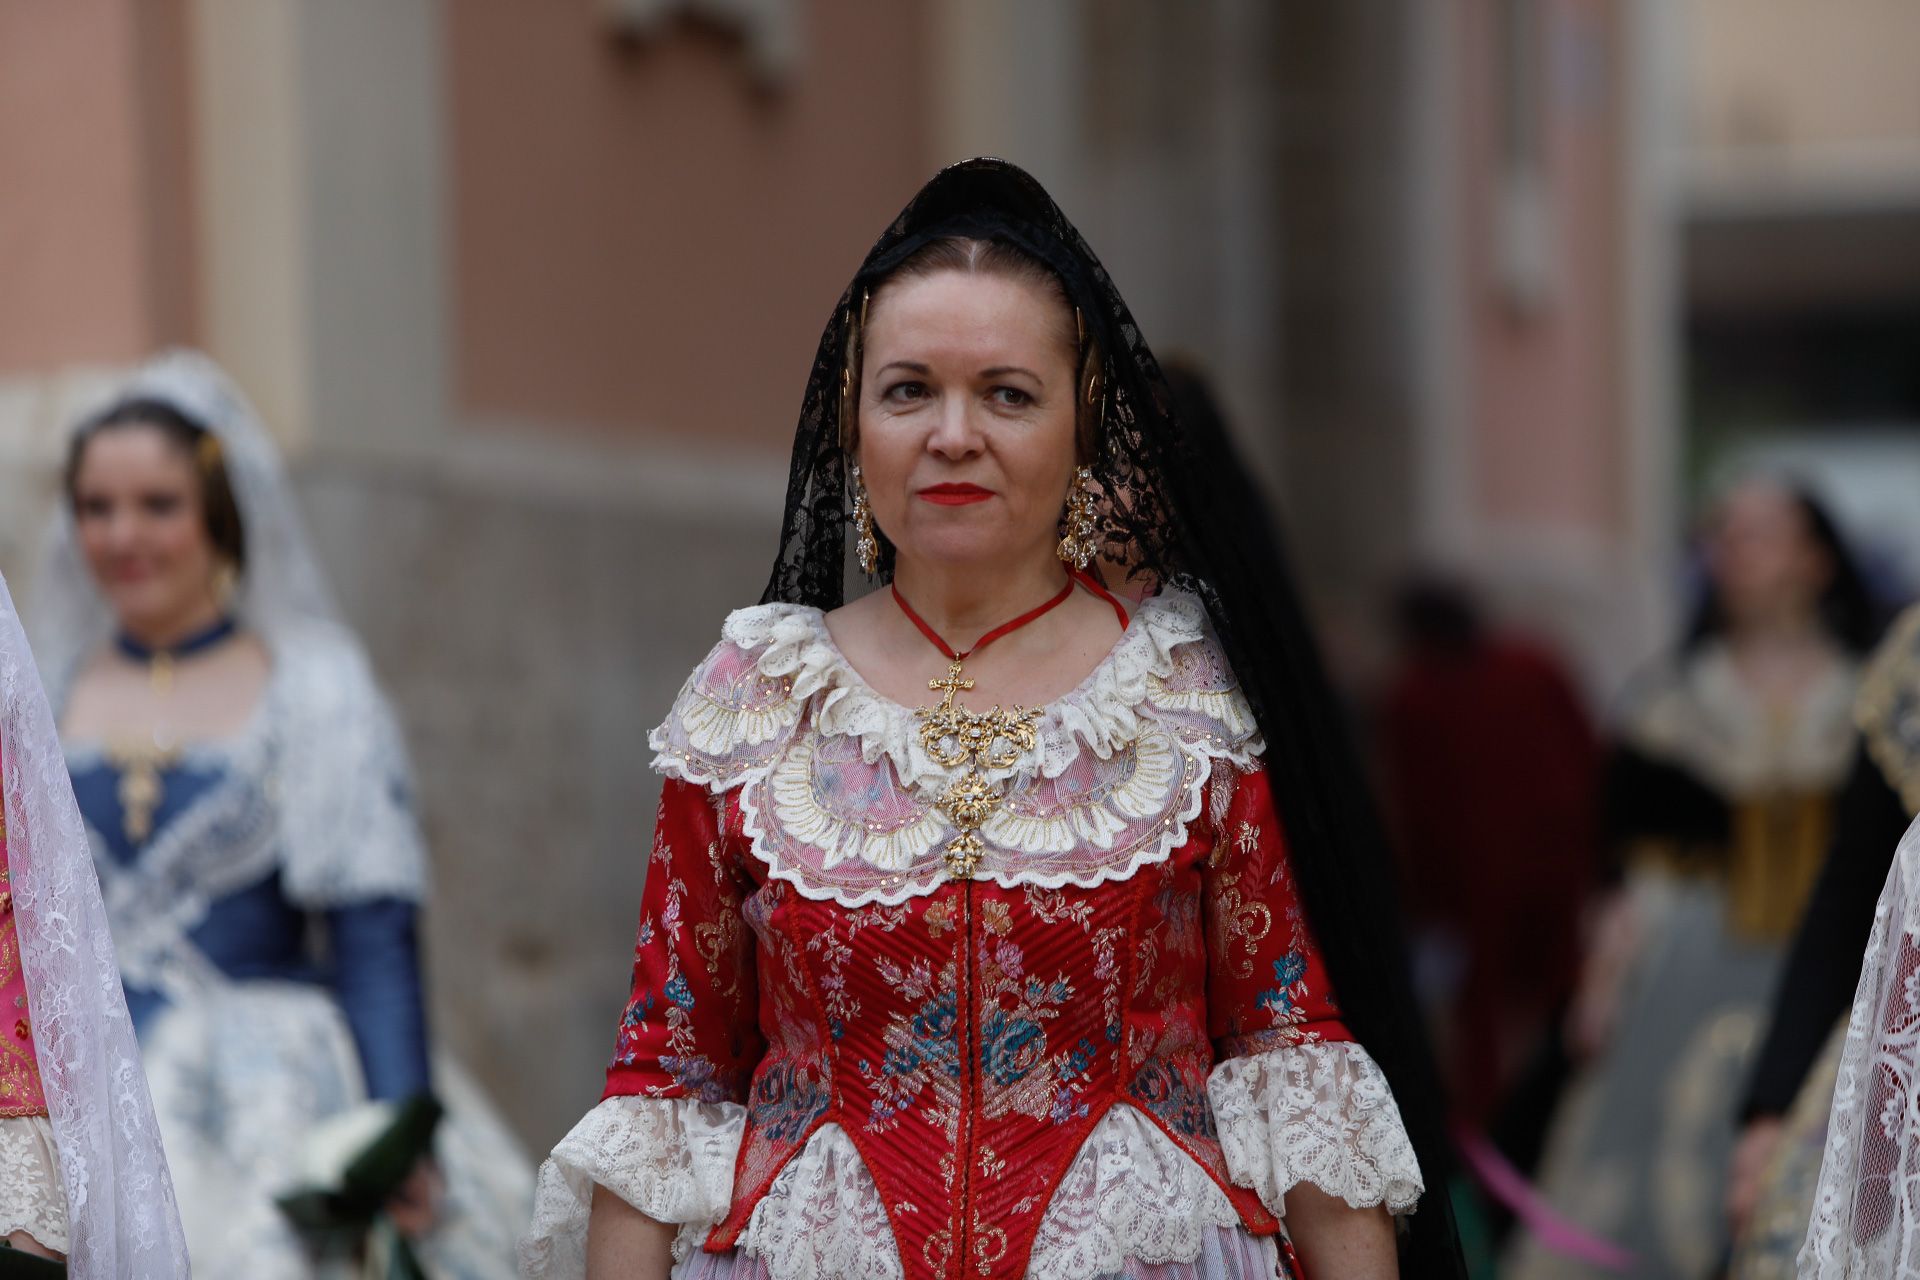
[758,157,1464,1275]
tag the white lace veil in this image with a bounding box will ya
[29,348,340,696]
[1801,813,1920,1278]
[1,573,192,1276]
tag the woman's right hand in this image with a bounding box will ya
[1726,1116,1786,1241]
[586,1184,678,1280]
[1564,888,1640,1062]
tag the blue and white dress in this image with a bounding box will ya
[62,621,530,1280]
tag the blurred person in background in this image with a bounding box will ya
[1,573,189,1277]
[1508,478,1880,1280]
[1724,603,1920,1278]
[524,159,1464,1280]
[1376,575,1599,1136]
[30,352,531,1279]
[1374,574,1601,1273]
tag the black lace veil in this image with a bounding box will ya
[763,158,1463,1275]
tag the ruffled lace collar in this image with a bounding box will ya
[652,587,1264,906]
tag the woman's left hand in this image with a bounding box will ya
[1284,1182,1398,1278]
[385,1156,447,1238]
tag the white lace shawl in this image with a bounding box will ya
[62,620,428,1007]
[61,618,428,917]
[263,619,430,907]
[648,586,1265,906]
[1,574,191,1277]
[1801,813,1920,1278]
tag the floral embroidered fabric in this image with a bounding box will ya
[525,592,1422,1279]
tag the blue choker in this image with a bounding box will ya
[114,615,239,665]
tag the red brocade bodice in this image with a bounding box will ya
[599,594,1369,1279]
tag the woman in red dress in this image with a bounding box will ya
[524,160,1462,1280]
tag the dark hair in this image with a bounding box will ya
[1684,480,1879,654]
[1391,574,1486,655]
[881,235,1076,341]
[65,397,247,572]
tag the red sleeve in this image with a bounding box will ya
[1203,763,1354,1058]
[602,776,763,1102]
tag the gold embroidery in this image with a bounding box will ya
[694,913,744,1002]
[923,898,958,937]
[1208,883,1273,980]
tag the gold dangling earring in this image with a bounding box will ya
[212,559,238,610]
[849,464,880,577]
[1057,465,1098,570]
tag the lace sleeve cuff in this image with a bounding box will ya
[0,1114,69,1255]
[520,1095,745,1277]
[1207,1040,1424,1218]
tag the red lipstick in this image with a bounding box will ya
[917,483,993,506]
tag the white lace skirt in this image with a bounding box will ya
[0,1114,67,1255]
[672,1226,1280,1280]
[529,1099,1287,1280]
[141,980,531,1280]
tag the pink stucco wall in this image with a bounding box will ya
[447,0,935,448]
[0,0,197,373]
[1459,0,1627,537]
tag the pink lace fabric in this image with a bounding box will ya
[648,588,1264,908]
[0,573,189,1276]
[1803,814,1920,1277]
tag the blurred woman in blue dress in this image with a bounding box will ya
[32,350,530,1279]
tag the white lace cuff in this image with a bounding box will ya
[0,1114,68,1254]
[519,1096,744,1277]
[1207,1041,1423,1218]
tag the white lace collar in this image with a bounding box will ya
[651,587,1263,905]
[1620,640,1859,797]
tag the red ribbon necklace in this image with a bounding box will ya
[891,577,1076,667]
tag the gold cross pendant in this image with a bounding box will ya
[928,659,975,712]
